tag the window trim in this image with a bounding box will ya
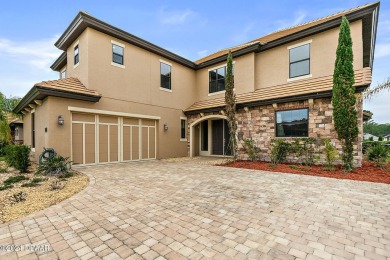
[274,108,309,138]
[111,40,125,68]
[160,60,172,91]
[73,41,79,68]
[207,62,235,95]
[180,117,187,141]
[288,40,312,79]
[60,68,66,79]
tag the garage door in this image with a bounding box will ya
[71,113,157,165]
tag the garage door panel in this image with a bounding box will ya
[85,124,96,164]
[99,125,108,163]
[73,113,95,122]
[123,126,131,161]
[149,128,156,159]
[72,124,83,164]
[100,116,118,124]
[110,125,119,162]
[132,126,140,160]
[142,127,149,160]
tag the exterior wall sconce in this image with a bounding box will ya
[164,123,168,131]
[58,115,64,125]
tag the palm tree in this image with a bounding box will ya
[364,77,390,100]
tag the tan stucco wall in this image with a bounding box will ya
[66,29,89,87]
[23,96,189,162]
[255,20,363,90]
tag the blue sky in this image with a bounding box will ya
[0,0,389,123]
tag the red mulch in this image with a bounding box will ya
[221,161,390,184]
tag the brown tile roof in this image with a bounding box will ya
[195,2,378,65]
[34,77,100,97]
[185,67,372,113]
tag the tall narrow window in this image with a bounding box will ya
[201,121,208,151]
[112,44,124,65]
[74,45,79,65]
[31,113,35,148]
[160,62,171,90]
[289,44,310,78]
[61,70,66,79]
[180,119,186,139]
[276,108,308,137]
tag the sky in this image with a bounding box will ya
[0,0,389,123]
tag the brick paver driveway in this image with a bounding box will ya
[1,159,389,259]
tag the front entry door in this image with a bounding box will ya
[212,120,231,155]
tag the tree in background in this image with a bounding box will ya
[332,16,358,172]
[0,92,21,143]
[225,51,238,160]
[364,120,390,137]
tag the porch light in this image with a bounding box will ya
[164,123,168,131]
[58,115,64,126]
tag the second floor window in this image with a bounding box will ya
[74,45,79,65]
[209,66,226,93]
[112,44,124,65]
[289,43,310,78]
[160,62,171,90]
[61,70,66,79]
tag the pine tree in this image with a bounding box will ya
[225,51,238,160]
[332,16,358,172]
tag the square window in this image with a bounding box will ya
[209,65,233,94]
[276,108,308,137]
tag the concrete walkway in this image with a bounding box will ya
[0,159,389,259]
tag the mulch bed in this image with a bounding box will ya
[221,161,390,184]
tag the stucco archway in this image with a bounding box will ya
[189,115,228,157]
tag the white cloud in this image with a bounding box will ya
[197,50,208,57]
[276,11,307,29]
[0,36,61,72]
[159,8,195,25]
[375,43,390,58]
[230,22,256,44]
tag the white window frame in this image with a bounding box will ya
[111,40,125,69]
[287,40,312,82]
[73,40,80,68]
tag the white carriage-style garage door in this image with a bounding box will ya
[71,112,157,165]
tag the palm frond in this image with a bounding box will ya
[364,78,390,100]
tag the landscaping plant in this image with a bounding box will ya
[366,144,389,169]
[270,139,290,165]
[323,139,338,170]
[50,179,65,190]
[332,16,358,172]
[0,161,7,173]
[242,138,261,161]
[11,192,27,203]
[225,51,238,160]
[36,155,72,176]
[4,145,31,173]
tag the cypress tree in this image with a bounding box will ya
[332,16,358,172]
[225,51,238,160]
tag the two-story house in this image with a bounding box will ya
[14,2,379,166]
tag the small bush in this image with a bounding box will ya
[270,139,290,165]
[0,184,13,191]
[50,180,65,190]
[58,172,74,179]
[11,192,26,203]
[31,177,47,183]
[289,165,299,169]
[0,161,7,173]
[4,145,31,173]
[323,139,338,169]
[21,182,38,187]
[37,155,72,176]
[3,175,29,185]
[242,139,261,161]
[366,144,390,168]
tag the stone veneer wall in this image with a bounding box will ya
[187,96,363,166]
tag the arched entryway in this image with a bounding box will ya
[190,115,232,157]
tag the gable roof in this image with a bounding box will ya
[51,2,379,71]
[14,78,101,114]
[185,68,371,114]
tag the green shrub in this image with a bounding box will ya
[366,144,390,168]
[323,139,338,169]
[289,165,299,169]
[0,161,7,173]
[378,136,384,141]
[21,182,38,187]
[58,172,74,179]
[36,155,72,176]
[3,175,29,185]
[242,139,261,161]
[270,139,290,165]
[4,145,31,173]
[31,177,47,183]
[0,184,13,191]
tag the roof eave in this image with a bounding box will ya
[55,12,197,69]
[50,52,67,71]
